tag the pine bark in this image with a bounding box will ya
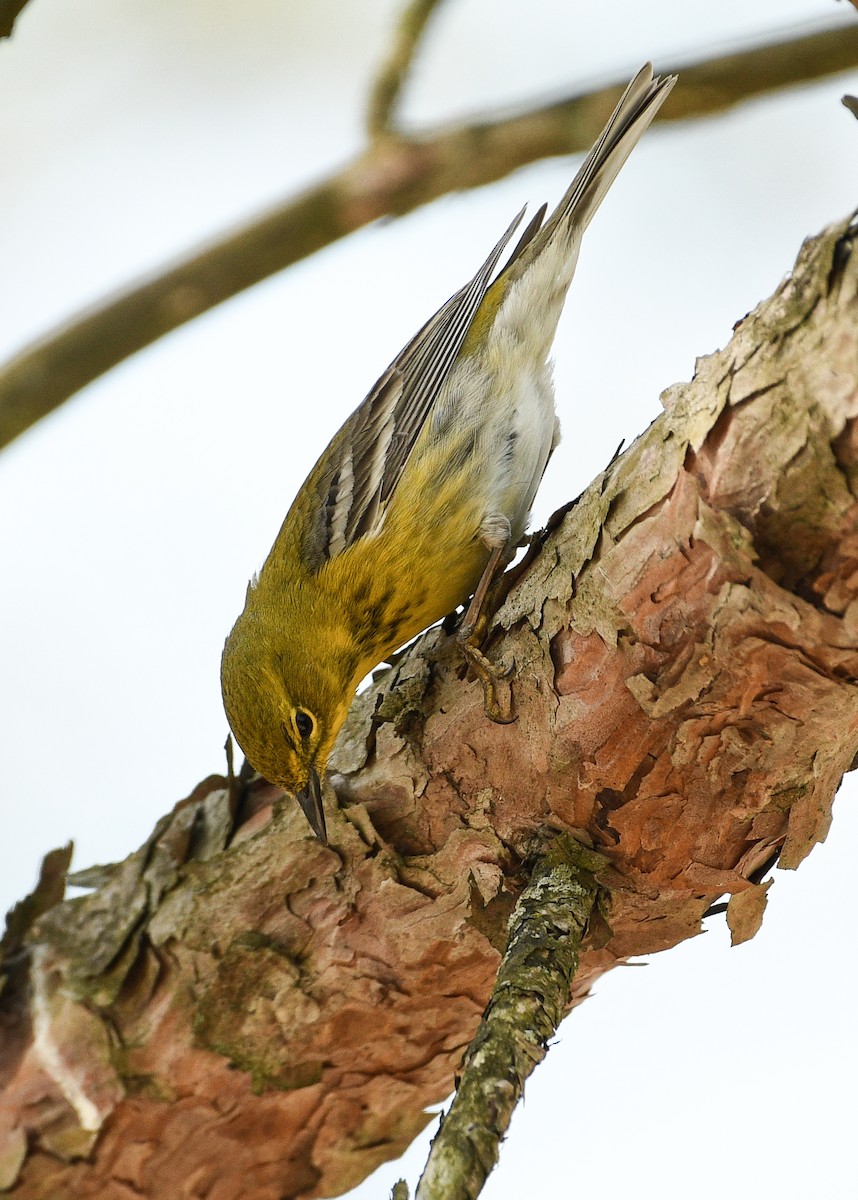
[1,213,857,1199]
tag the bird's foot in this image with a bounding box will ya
[457,635,516,724]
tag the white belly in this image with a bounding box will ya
[431,259,565,546]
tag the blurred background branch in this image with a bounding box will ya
[0,0,30,40]
[0,18,857,451]
[367,0,447,136]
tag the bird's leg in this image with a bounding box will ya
[456,524,516,724]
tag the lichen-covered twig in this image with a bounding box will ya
[366,0,448,138]
[412,838,607,1200]
[1,22,857,451]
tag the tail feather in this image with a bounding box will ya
[505,64,676,283]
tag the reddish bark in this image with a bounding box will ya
[1,214,856,1198]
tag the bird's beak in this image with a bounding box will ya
[296,766,327,844]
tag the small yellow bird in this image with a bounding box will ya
[222,64,675,842]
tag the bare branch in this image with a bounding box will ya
[367,0,448,138]
[665,21,858,121]
[0,0,30,40]
[1,23,857,451]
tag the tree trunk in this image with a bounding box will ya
[1,212,856,1199]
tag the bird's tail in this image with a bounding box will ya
[504,64,676,284]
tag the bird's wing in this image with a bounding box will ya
[316,208,531,561]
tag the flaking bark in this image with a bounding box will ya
[1,213,857,1198]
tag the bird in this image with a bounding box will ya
[221,63,676,843]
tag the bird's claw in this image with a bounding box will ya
[457,637,517,724]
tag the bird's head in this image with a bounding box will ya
[220,604,356,843]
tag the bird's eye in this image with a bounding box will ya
[295,709,315,739]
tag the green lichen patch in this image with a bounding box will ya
[194,931,324,1093]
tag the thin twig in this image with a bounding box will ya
[367,0,448,138]
[1,22,856,451]
[412,838,607,1200]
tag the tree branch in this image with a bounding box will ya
[366,0,448,138]
[1,211,856,1197]
[0,0,30,40]
[1,21,856,450]
[412,838,606,1200]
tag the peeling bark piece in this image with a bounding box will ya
[726,881,772,946]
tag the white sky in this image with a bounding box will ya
[1,2,857,1198]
